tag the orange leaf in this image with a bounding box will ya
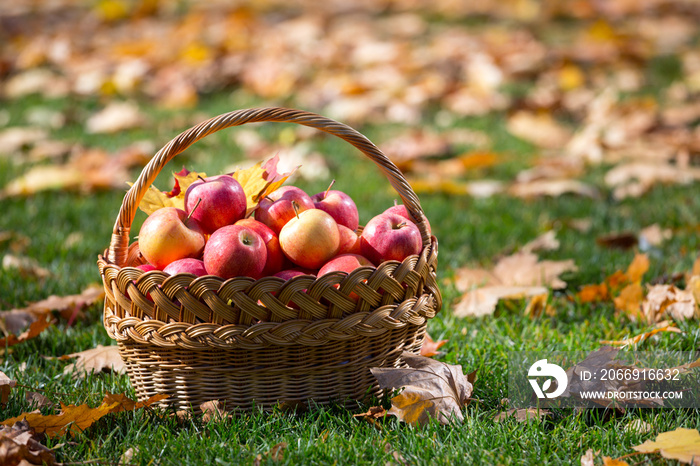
[613,282,644,319]
[599,323,682,347]
[1,401,120,438]
[577,283,609,303]
[1,393,168,438]
[420,333,448,357]
[101,393,168,413]
[625,253,649,284]
[0,313,52,348]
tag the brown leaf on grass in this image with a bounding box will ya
[599,321,682,347]
[0,420,56,466]
[577,253,649,304]
[453,249,576,317]
[370,352,473,426]
[379,129,450,167]
[353,406,387,429]
[493,408,549,423]
[0,372,16,406]
[59,345,126,377]
[613,283,645,319]
[420,333,448,357]
[507,179,600,199]
[2,254,50,280]
[0,127,49,157]
[605,162,700,200]
[254,442,288,465]
[1,285,104,343]
[0,313,53,348]
[633,427,700,465]
[85,101,147,134]
[25,391,54,410]
[506,110,572,149]
[1,393,167,438]
[642,284,698,323]
[101,393,168,413]
[0,144,151,200]
[0,400,119,438]
[199,400,232,423]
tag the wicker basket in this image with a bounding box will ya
[97,107,441,412]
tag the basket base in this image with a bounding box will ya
[118,324,425,412]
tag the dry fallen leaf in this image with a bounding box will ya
[370,352,473,426]
[642,284,698,323]
[0,372,16,406]
[506,110,572,149]
[453,248,576,317]
[1,400,119,438]
[59,345,126,377]
[0,420,56,466]
[85,100,147,134]
[599,322,682,347]
[353,406,387,429]
[420,332,448,357]
[633,427,700,465]
[2,254,50,280]
[0,313,53,348]
[0,393,167,438]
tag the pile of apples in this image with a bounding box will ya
[136,174,429,284]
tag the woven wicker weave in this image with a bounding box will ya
[97,107,441,411]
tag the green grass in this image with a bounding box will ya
[2,92,700,465]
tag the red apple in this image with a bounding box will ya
[311,181,359,230]
[384,204,431,235]
[135,263,157,272]
[318,254,374,277]
[184,174,246,234]
[337,224,361,255]
[360,212,422,264]
[255,186,314,235]
[279,208,340,269]
[273,269,317,280]
[138,207,206,270]
[235,218,285,277]
[163,258,208,276]
[203,225,267,279]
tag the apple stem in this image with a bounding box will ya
[393,199,399,206]
[291,200,301,219]
[184,198,202,226]
[396,221,407,229]
[323,179,336,199]
[197,175,206,182]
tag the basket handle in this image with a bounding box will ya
[108,107,431,266]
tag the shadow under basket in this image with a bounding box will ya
[98,107,441,413]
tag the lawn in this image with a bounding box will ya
[2,1,700,465]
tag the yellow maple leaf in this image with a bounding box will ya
[230,155,297,216]
[135,169,204,215]
[633,427,700,464]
